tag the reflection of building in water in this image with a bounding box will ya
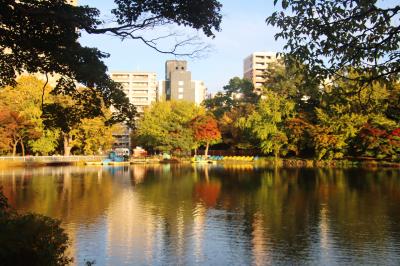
[319,205,331,256]
[251,212,271,266]
[193,203,206,262]
[131,165,146,185]
[105,189,162,264]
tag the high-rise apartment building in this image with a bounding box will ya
[110,71,158,113]
[243,52,277,91]
[110,71,158,149]
[163,60,206,105]
[192,80,207,106]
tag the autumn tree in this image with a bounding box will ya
[0,108,40,156]
[191,115,221,156]
[0,76,60,155]
[77,117,120,155]
[0,0,222,125]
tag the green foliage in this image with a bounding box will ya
[204,77,260,150]
[78,117,118,155]
[267,0,400,84]
[137,101,205,154]
[0,190,72,266]
[204,77,259,118]
[263,59,321,120]
[29,129,60,155]
[238,91,296,157]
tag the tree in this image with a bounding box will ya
[191,115,221,156]
[77,117,118,155]
[0,76,60,155]
[42,92,104,156]
[204,77,259,118]
[29,130,60,156]
[238,91,296,159]
[0,0,222,123]
[137,101,204,154]
[263,59,321,121]
[0,190,72,266]
[0,108,40,156]
[204,77,260,151]
[267,1,400,84]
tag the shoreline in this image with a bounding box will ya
[0,157,399,169]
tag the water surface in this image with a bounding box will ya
[1,165,400,265]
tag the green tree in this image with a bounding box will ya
[310,71,399,160]
[29,129,60,156]
[238,91,296,159]
[42,92,103,156]
[78,117,119,155]
[204,77,260,151]
[267,0,400,84]
[204,77,259,118]
[137,101,204,154]
[263,59,321,121]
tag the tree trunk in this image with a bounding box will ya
[12,140,18,156]
[63,134,72,156]
[205,142,210,157]
[194,147,197,156]
[20,139,25,156]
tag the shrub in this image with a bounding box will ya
[0,191,72,266]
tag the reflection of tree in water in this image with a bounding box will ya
[0,166,116,224]
[1,165,400,264]
[133,165,199,262]
[250,168,400,263]
[191,166,400,263]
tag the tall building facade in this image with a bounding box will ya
[110,71,158,113]
[192,80,207,106]
[243,52,277,91]
[163,60,206,105]
[110,71,158,149]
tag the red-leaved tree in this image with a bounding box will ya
[191,115,221,156]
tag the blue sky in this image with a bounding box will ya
[79,0,284,93]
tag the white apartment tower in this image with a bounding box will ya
[110,71,158,150]
[243,52,277,91]
[110,71,158,113]
[192,80,207,105]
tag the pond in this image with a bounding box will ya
[1,164,400,265]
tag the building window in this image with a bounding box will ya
[178,94,183,99]
[132,75,148,79]
[178,87,184,93]
[112,74,129,78]
[178,81,184,86]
